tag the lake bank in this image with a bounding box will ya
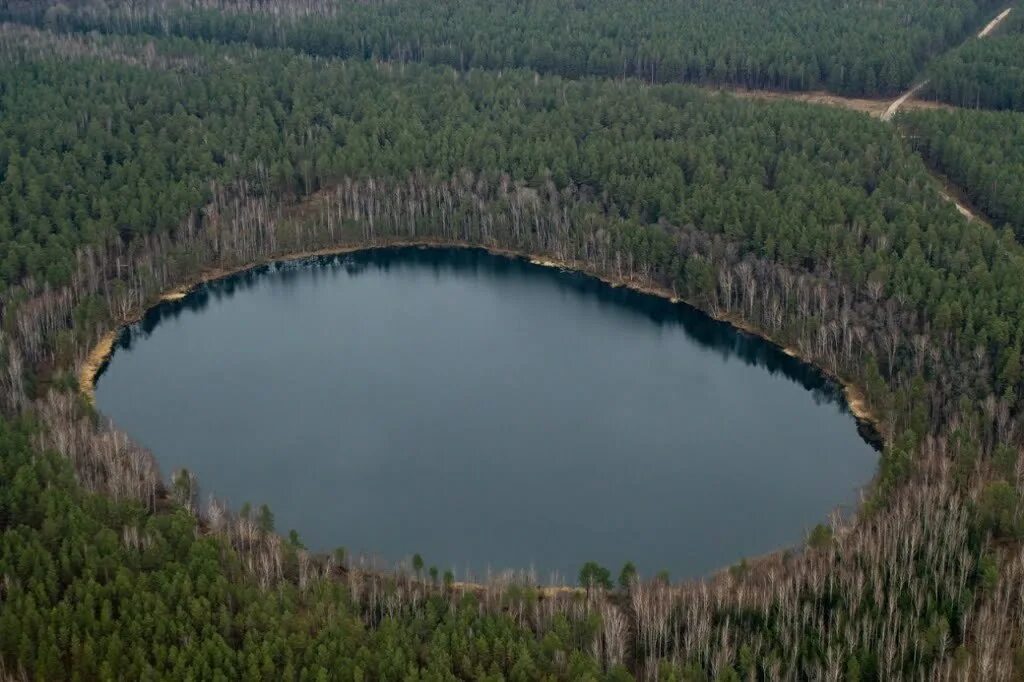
[91,245,880,579]
[79,239,885,451]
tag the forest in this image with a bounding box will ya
[900,107,1024,236]
[0,0,1008,97]
[1,5,1024,682]
[925,9,1024,111]
[0,415,626,681]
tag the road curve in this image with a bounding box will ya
[881,81,929,121]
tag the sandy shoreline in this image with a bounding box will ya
[79,239,884,443]
[75,238,885,586]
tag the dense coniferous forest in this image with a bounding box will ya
[1,4,1024,681]
[900,108,1024,235]
[0,0,1008,97]
[925,10,1024,111]
[0,416,624,681]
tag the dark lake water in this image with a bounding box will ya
[96,247,877,583]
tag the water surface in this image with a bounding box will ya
[96,247,876,582]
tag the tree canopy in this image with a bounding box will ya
[900,107,1024,236]
[925,11,1024,111]
[0,15,1023,682]
[3,0,1008,97]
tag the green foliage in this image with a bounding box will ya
[845,654,862,681]
[578,561,613,590]
[993,443,1019,481]
[7,35,1024,453]
[807,524,834,550]
[875,432,916,500]
[257,504,275,533]
[0,416,618,679]
[977,552,1001,592]
[977,480,1023,539]
[0,49,223,286]
[618,561,637,591]
[900,108,1024,236]
[287,529,304,548]
[0,22,1022,681]
[728,559,750,580]
[925,11,1024,111]
[0,31,934,287]
[6,0,1006,97]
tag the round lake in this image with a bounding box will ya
[95,247,877,582]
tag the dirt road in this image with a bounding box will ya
[881,7,1014,121]
[978,7,1013,38]
[881,81,929,121]
[714,8,1013,225]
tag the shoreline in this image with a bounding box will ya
[77,239,885,586]
[80,238,884,441]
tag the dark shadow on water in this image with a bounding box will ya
[101,246,880,449]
